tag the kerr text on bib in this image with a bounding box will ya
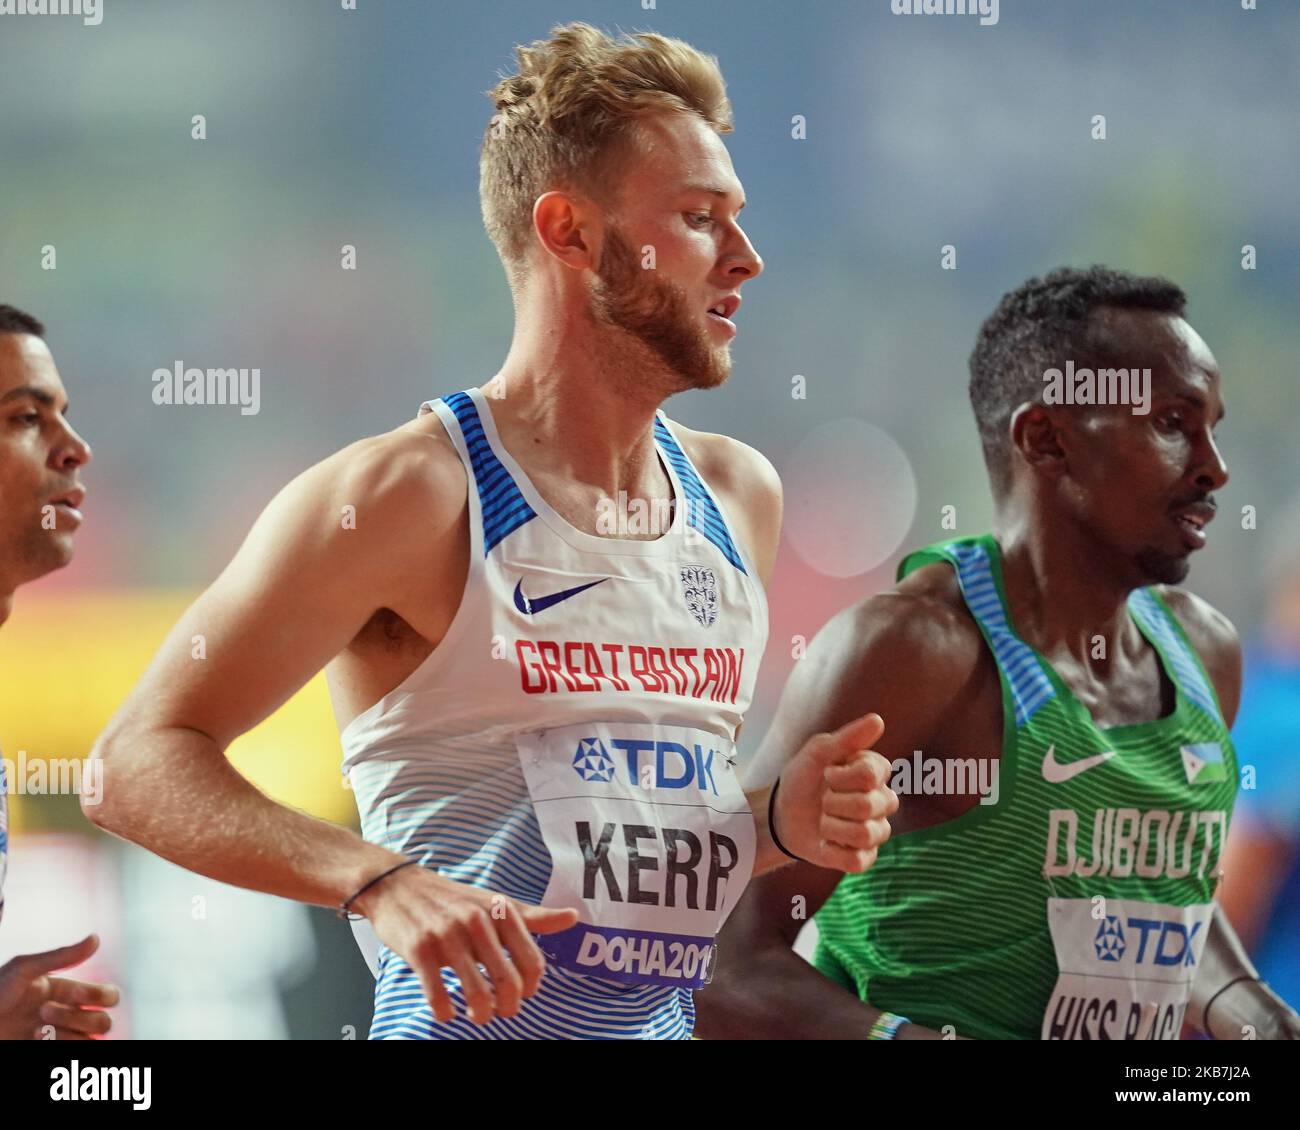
[517,721,756,989]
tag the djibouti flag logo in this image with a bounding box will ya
[1181,743,1228,786]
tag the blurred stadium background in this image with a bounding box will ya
[1,0,1297,1037]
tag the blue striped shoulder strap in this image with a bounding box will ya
[436,391,536,554]
[653,413,747,575]
[434,392,746,572]
[1126,587,1226,726]
[898,534,1056,728]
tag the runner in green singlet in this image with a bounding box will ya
[695,266,1300,1040]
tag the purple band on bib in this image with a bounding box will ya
[540,922,717,989]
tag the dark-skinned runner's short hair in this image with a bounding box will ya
[968,265,1186,495]
[0,304,45,339]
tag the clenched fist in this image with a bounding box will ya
[769,713,897,872]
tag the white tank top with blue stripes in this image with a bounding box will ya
[340,387,769,1039]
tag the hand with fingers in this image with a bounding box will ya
[0,933,121,1040]
[352,864,579,1028]
[771,713,899,872]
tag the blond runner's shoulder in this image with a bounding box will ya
[97,424,470,752]
[668,421,783,587]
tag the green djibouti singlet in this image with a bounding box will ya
[813,535,1238,1040]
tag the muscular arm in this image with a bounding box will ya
[698,856,861,1039]
[85,426,582,1026]
[695,586,986,1039]
[1190,904,1300,1039]
[82,428,459,905]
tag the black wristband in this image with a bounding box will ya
[1202,974,1260,1034]
[338,859,419,920]
[767,777,805,862]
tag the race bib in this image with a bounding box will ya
[516,721,756,989]
[1042,898,1214,1040]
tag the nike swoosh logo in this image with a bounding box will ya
[1041,744,1117,784]
[513,577,609,615]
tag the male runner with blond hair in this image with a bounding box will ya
[85,24,896,1039]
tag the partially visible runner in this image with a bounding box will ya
[0,304,120,1041]
[696,267,1300,1040]
[84,24,896,1039]
[1218,500,1300,1010]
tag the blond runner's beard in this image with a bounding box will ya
[586,223,731,396]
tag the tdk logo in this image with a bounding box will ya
[572,738,616,782]
[571,737,719,795]
[1094,916,1125,961]
[1093,916,1201,967]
